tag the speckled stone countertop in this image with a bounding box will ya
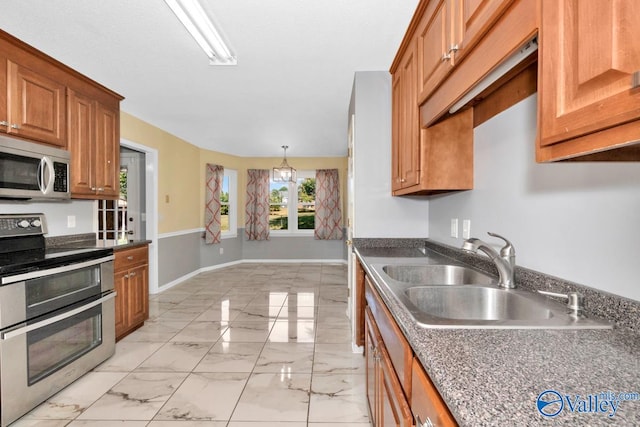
[46,233,151,251]
[354,239,640,426]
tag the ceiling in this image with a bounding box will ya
[0,0,419,157]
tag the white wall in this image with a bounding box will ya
[0,200,95,236]
[350,71,430,238]
[429,94,640,302]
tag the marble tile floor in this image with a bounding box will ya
[13,263,371,427]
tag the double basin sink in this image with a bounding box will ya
[369,261,612,329]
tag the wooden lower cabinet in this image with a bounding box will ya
[365,308,413,427]
[114,245,149,340]
[363,268,458,427]
[412,358,457,427]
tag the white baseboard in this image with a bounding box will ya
[154,258,346,294]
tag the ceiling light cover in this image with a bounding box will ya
[164,0,237,65]
[273,145,297,183]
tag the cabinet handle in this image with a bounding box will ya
[441,52,451,62]
[90,187,97,191]
[123,274,129,279]
[129,272,136,278]
[0,121,8,127]
[127,256,134,260]
[400,178,406,183]
[97,187,104,192]
[633,71,640,89]
[10,124,20,129]
[415,414,435,427]
[448,44,459,54]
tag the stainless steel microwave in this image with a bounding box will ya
[0,135,70,200]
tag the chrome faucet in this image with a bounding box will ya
[462,232,516,289]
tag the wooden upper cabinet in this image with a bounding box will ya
[68,90,120,199]
[417,0,454,102]
[392,39,421,191]
[456,0,515,61]
[537,0,640,161]
[95,102,119,198]
[1,29,124,189]
[5,59,66,147]
[417,0,514,103]
[68,89,95,195]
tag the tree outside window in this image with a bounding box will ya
[269,172,315,232]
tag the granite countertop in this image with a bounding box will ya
[96,239,151,251]
[46,233,151,251]
[355,241,640,426]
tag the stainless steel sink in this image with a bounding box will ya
[405,286,552,321]
[381,264,496,286]
[367,262,612,329]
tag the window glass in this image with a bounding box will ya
[221,169,237,237]
[270,171,315,232]
[297,177,315,230]
[269,183,289,230]
[220,175,230,232]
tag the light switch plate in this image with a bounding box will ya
[67,215,76,228]
[450,218,459,238]
[462,220,471,239]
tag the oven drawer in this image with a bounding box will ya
[114,246,148,271]
[0,292,115,426]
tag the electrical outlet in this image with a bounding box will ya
[67,215,76,228]
[462,220,471,239]
[219,247,224,255]
[450,218,459,238]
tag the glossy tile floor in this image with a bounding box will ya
[14,263,371,427]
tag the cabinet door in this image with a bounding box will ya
[365,308,379,425]
[378,345,413,427]
[392,41,420,192]
[538,0,640,149]
[411,358,457,427]
[7,60,66,146]
[455,0,514,62]
[114,271,128,340]
[127,265,148,328]
[0,56,7,132]
[95,102,119,199]
[67,89,95,196]
[417,0,454,101]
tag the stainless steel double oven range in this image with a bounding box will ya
[0,214,115,426]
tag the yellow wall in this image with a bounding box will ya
[122,112,347,234]
[121,112,200,234]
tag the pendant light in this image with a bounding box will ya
[272,145,297,183]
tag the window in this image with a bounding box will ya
[221,169,237,237]
[98,169,128,243]
[269,170,315,233]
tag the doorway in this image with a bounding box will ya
[120,147,146,241]
[120,139,159,295]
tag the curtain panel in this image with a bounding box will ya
[204,164,224,244]
[245,169,270,241]
[315,169,344,240]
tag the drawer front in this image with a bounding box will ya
[411,358,457,427]
[365,275,413,397]
[114,245,148,271]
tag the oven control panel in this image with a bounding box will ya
[0,214,47,237]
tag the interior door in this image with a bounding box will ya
[120,151,143,241]
[346,113,360,348]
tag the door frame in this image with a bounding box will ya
[120,138,160,295]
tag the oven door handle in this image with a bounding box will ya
[0,292,116,340]
[1,255,115,285]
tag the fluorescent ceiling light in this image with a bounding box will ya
[164,0,237,65]
[449,36,538,113]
